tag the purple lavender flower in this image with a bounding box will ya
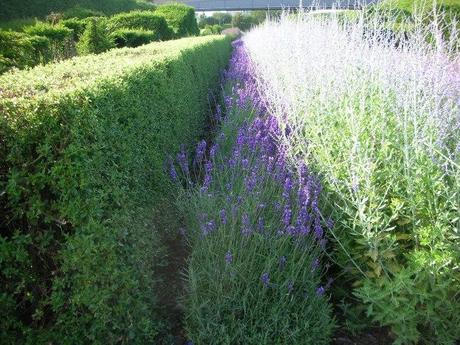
[314,217,323,240]
[219,209,227,225]
[167,155,178,182]
[244,171,257,192]
[204,160,213,174]
[261,272,270,287]
[177,146,189,175]
[225,250,233,264]
[215,104,222,122]
[201,174,212,193]
[241,213,251,235]
[279,256,287,270]
[286,225,296,235]
[195,139,207,165]
[282,177,293,199]
[311,258,320,272]
[298,185,310,208]
[287,280,294,293]
[201,219,216,237]
[257,217,265,233]
[282,205,292,227]
[316,286,325,296]
[210,143,219,159]
[300,163,309,183]
[267,156,275,171]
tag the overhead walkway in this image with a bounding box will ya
[152,0,378,11]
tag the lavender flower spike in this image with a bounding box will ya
[261,272,270,287]
[225,250,233,264]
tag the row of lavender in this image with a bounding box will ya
[169,40,334,343]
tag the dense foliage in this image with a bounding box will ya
[23,22,74,60]
[110,28,157,47]
[77,18,115,55]
[198,12,232,28]
[171,40,334,344]
[245,10,459,344]
[0,31,50,73]
[107,10,173,41]
[0,0,153,21]
[155,3,200,37]
[62,6,106,19]
[61,18,88,41]
[0,35,232,344]
[201,24,223,36]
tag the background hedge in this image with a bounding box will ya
[155,3,200,37]
[0,0,154,21]
[0,35,232,344]
[107,10,173,41]
[110,28,158,48]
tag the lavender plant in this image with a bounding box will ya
[173,40,334,344]
[244,8,459,344]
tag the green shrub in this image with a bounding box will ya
[155,3,200,37]
[24,22,74,60]
[201,24,223,36]
[0,30,51,73]
[63,6,106,19]
[0,18,37,31]
[201,27,213,36]
[77,18,114,55]
[107,10,172,40]
[24,21,73,42]
[110,28,157,47]
[61,18,88,41]
[0,35,232,344]
[232,12,259,31]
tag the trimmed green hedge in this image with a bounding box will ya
[155,3,200,37]
[0,35,231,344]
[0,30,51,73]
[107,10,173,41]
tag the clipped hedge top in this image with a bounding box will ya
[155,3,200,36]
[0,35,224,101]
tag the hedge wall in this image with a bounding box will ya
[0,35,232,344]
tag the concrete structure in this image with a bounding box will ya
[152,0,377,11]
